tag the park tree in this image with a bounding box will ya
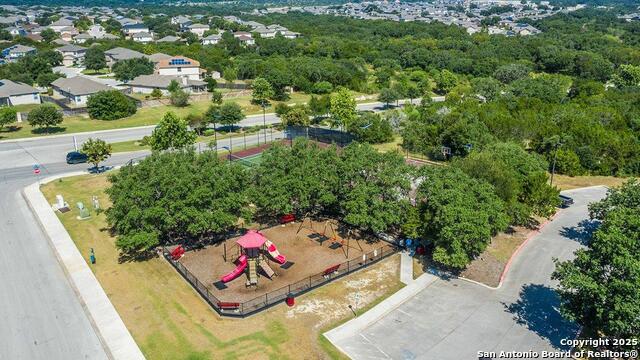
[378,87,400,107]
[312,81,333,94]
[416,166,508,269]
[27,104,62,132]
[84,47,106,71]
[223,67,237,84]
[471,77,502,101]
[81,138,112,170]
[112,58,154,82]
[204,77,217,92]
[347,112,394,144]
[150,112,197,151]
[553,180,640,347]
[87,90,137,120]
[36,72,63,87]
[106,150,251,256]
[217,102,245,151]
[611,64,640,88]
[329,87,357,131]
[252,139,341,218]
[493,63,531,84]
[338,143,412,233]
[281,105,310,127]
[434,70,458,94]
[251,77,275,143]
[0,106,17,130]
[308,95,330,119]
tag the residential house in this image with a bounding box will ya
[104,47,146,68]
[87,24,106,39]
[49,18,74,33]
[1,44,36,62]
[201,33,221,45]
[282,31,300,39]
[51,77,112,106]
[157,35,181,43]
[147,52,172,64]
[6,26,26,37]
[102,33,120,40]
[25,33,43,42]
[171,15,192,30]
[126,74,206,95]
[132,31,153,43]
[237,35,255,46]
[188,23,209,37]
[59,27,79,42]
[155,56,202,81]
[0,79,40,106]
[254,27,277,38]
[122,23,149,36]
[56,44,87,66]
[73,33,92,44]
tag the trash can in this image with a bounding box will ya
[285,293,295,307]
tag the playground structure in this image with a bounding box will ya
[170,218,395,313]
[220,230,286,286]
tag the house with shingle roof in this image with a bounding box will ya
[0,79,40,106]
[1,44,36,62]
[56,44,87,66]
[188,23,209,37]
[155,56,202,81]
[104,47,146,68]
[51,77,112,106]
[49,18,74,33]
[126,74,206,95]
[201,33,221,45]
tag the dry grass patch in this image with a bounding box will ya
[552,174,626,191]
[41,173,402,360]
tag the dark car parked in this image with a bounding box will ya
[66,151,88,164]
[559,194,574,208]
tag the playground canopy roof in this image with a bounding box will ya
[236,230,267,249]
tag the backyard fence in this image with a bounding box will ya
[162,243,397,317]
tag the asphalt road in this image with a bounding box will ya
[330,186,607,360]
[0,131,280,359]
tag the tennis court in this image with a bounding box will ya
[229,152,263,167]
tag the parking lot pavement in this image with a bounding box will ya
[328,186,608,360]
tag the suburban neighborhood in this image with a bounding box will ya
[0,1,638,360]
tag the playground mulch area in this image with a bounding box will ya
[178,219,391,303]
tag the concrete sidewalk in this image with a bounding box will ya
[23,174,145,360]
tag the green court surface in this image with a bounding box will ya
[229,153,263,167]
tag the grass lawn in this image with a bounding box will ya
[41,173,403,360]
[0,92,316,141]
[82,68,111,75]
[551,174,627,190]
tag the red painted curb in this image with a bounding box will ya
[497,210,561,287]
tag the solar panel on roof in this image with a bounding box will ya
[169,58,191,65]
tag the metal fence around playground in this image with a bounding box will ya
[162,243,397,317]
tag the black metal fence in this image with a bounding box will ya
[285,126,355,147]
[163,244,397,317]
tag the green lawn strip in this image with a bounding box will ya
[1,91,377,142]
[317,278,406,360]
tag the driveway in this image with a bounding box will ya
[327,186,607,359]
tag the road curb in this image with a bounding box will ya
[22,172,145,360]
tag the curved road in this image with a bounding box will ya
[328,186,607,359]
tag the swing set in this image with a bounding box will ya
[296,216,363,259]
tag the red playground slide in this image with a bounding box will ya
[220,255,248,283]
[264,240,286,264]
